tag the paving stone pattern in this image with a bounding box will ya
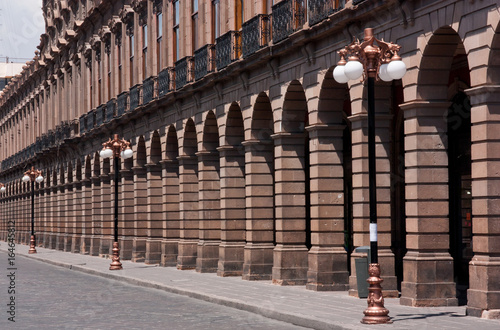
[0,244,498,330]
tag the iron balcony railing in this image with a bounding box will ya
[242,14,270,58]
[272,0,306,43]
[87,109,96,131]
[105,99,116,123]
[79,113,87,135]
[158,67,174,96]
[117,91,128,116]
[95,104,105,127]
[308,0,344,26]
[216,30,241,70]
[129,84,142,111]
[194,44,215,81]
[143,76,157,104]
[175,56,194,89]
[352,0,366,5]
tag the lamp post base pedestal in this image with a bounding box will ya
[28,235,37,254]
[361,263,392,324]
[109,241,123,270]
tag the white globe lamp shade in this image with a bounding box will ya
[333,65,349,84]
[344,60,364,80]
[100,148,113,159]
[35,175,44,183]
[121,148,133,159]
[378,63,393,82]
[0,186,6,192]
[387,59,407,80]
[22,175,30,183]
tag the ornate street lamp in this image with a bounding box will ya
[99,134,133,270]
[334,28,406,324]
[22,167,44,254]
[0,183,5,193]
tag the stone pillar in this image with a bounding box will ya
[49,184,57,249]
[120,167,135,260]
[80,178,92,255]
[272,132,308,285]
[348,113,398,297]
[466,86,500,317]
[177,155,199,269]
[100,172,113,256]
[145,163,163,264]
[306,124,349,291]
[217,145,246,277]
[90,176,101,256]
[400,101,457,306]
[71,180,82,253]
[242,139,274,281]
[160,160,180,267]
[63,181,73,252]
[132,166,147,262]
[196,151,220,273]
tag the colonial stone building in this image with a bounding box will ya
[0,0,499,318]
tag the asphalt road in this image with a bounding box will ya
[0,251,309,329]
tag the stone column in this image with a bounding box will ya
[80,178,92,255]
[145,163,163,264]
[242,139,274,280]
[177,155,199,269]
[348,113,398,297]
[466,85,500,317]
[306,124,348,291]
[49,184,58,249]
[217,145,246,277]
[56,182,65,250]
[400,101,457,306]
[132,166,148,262]
[63,181,73,252]
[100,172,112,256]
[71,180,82,253]
[90,175,101,256]
[272,132,308,285]
[160,159,180,267]
[196,151,220,273]
[120,167,135,260]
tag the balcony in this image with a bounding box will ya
[129,84,142,111]
[143,76,157,104]
[87,109,96,131]
[194,44,215,81]
[216,31,241,70]
[272,0,306,44]
[308,0,344,26]
[175,56,194,90]
[95,104,105,127]
[79,113,87,135]
[158,67,174,96]
[105,99,116,123]
[242,14,270,58]
[117,92,128,116]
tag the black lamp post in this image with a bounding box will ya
[333,28,406,324]
[22,167,44,254]
[100,134,133,270]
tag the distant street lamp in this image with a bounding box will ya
[334,28,406,324]
[100,134,133,270]
[0,183,5,193]
[22,167,44,254]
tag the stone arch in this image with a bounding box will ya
[166,125,179,160]
[202,111,219,152]
[316,69,350,125]
[182,118,197,156]
[282,80,308,133]
[225,102,244,146]
[136,136,147,167]
[251,92,274,141]
[149,130,162,164]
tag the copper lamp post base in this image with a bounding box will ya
[361,263,392,324]
[28,235,37,254]
[109,241,123,270]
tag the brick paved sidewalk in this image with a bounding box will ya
[1,244,498,330]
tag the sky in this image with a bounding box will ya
[0,0,45,63]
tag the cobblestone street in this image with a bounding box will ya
[0,251,307,329]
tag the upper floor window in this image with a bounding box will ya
[142,24,148,75]
[157,11,163,72]
[173,0,180,61]
[212,0,220,43]
[235,0,244,30]
[129,33,135,86]
[192,0,199,52]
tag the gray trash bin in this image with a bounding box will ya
[354,246,371,299]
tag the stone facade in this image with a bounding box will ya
[0,0,499,318]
